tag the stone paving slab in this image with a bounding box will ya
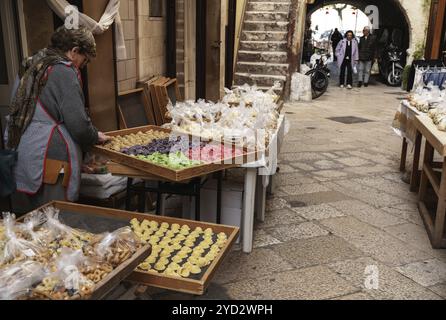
[320,217,432,266]
[332,292,373,300]
[327,257,442,300]
[253,229,282,249]
[384,223,446,262]
[280,183,332,196]
[396,259,446,287]
[329,200,407,228]
[213,248,294,285]
[283,191,351,206]
[255,208,306,229]
[274,235,365,269]
[294,203,345,221]
[224,266,359,300]
[265,222,330,242]
[429,283,446,299]
[380,204,424,226]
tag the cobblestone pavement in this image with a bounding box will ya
[112,81,446,300]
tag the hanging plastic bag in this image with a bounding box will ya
[370,59,380,75]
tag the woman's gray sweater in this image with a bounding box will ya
[38,63,98,161]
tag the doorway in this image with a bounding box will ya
[0,0,21,149]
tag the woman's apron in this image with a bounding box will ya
[14,62,83,202]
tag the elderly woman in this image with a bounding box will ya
[6,26,109,212]
[336,30,359,89]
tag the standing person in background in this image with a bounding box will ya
[336,31,359,89]
[358,26,377,87]
[330,28,343,61]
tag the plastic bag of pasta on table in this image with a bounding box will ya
[94,227,141,267]
[42,207,95,254]
[17,210,52,246]
[1,213,44,265]
[0,260,47,300]
[33,249,95,300]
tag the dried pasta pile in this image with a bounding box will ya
[130,219,228,279]
[0,208,142,300]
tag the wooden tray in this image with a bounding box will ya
[19,201,152,300]
[27,202,239,296]
[93,125,252,182]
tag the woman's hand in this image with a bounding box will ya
[97,131,112,144]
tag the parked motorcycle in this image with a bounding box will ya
[378,43,404,87]
[306,53,331,99]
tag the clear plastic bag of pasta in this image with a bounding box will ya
[1,213,44,265]
[94,227,141,267]
[17,210,52,246]
[42,207,93,251]
[0,260,47,300]
[33,249,95,300]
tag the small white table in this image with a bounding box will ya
[241,115,287,253]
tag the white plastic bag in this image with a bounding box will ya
[291,72,312,102]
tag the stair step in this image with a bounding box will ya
[238,50,288,63]
[244,20,289,32]
[234,72,286,87]
[247,2,291,12]
[244,11,289,21]
[232,84,284,94]
[237,61,289,76]
[242,30,288,41]
[240,40,288,51]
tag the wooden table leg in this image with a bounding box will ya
[433,157,446,248]
[400,137,408,172]
[418,141,434,203]
[410,131,422,192]
[242,168,257,254]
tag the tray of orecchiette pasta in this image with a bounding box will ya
[92,125,255,182]
[0,202,152,300]
[9,201,239,296]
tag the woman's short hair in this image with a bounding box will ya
[345,30,355,38]
[50,26,97,58]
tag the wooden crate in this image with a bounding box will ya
[30,202,239,296]
[93,125,252,182]
[19,201,152,300]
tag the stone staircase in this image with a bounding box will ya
[233,0,292,94]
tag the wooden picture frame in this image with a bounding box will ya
[149,77,170,126]
[117,88,156,129]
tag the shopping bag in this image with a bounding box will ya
[371,59,380,75]
[0,150,18,197]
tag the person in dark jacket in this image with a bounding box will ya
[6,26,110,212]
[331,28,343,61]
[358,26,377,87]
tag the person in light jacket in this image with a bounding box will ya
[336,30,359,89]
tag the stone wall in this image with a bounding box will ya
[136,0,166,82]
[117,0,137,92]
[398,0,430,61]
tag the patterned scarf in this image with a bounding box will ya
[7,48,68,149]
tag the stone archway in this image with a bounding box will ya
[306,0,429,63]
